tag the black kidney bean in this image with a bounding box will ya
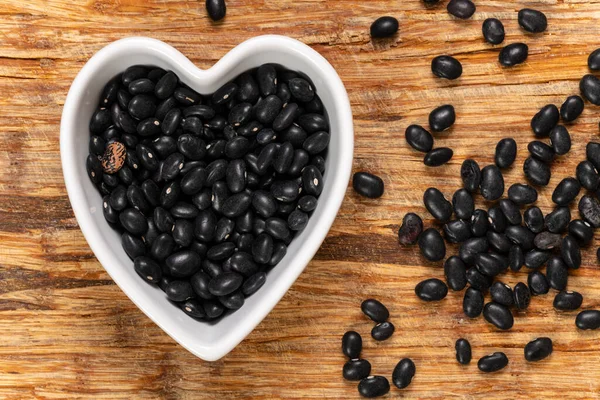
[254,95,282,125]
[518,8,547,33]
[303,131,330,155]
[122,66,148,86]
[459,237,489,266]
[177,134,206,161]
[524,156,551,186]
[509,245,524,272]
[134,256,162,283]
[483,302,514,330]
[431,55,462,80]
[238,271,265,297]
[89,108,112,134]
[219,291,245,310]
[429,104,455,132]
[161,108,182,136]
[180,299,205,319]
[499,43,528,66]
[560,235,581,270]
[463,287,484,318]
[358,376,390,398]
[522,208,543,235]
[298,114,328,135]
[444,220,471,243]
[344,359,371,382]
[554,290,583,311]
[371,321,395,341]
[353,172,384,199]
[580,74,600,105]
[102,196,119,224]
[418,228,446,262]
[528,141,555,163]
[482,18,505,44]
[415,278,448,301]
[288,210,308,231]
[89,135,105,156]
[252,191,277,218]
[252,233,273,265]
[117,88,132,110]
[590,48,600,70]
[495,138,517,169]
[225,159,246,194]
[270,180,300,203]
[391,358,415,390]
[423,188,452,223]
[257,64,277,96]
[361,299,389,323]
[273,103,300,132]
[513,282,531,310]
[202,260,223,279]
[269,242,287,266]
[478,352,508,373]
[545,207,570,233]
[302,165,323,196]
[228,252,258,277]
[149,233,175,261]
[524,337,553,363]
[461,159,481,192]
[110,185,128,211]
[165,280,195,302]
[560,95,584,122]
[405,125,433,153]
[499,199,522,225]
[552,177,580,206]
[480,165,504,201]
[264,217,290,241]
[544,256,568,291]
[119,208,148,236]
[171,219,193,247]
[587,142,600,172]
[398,213,423,245]
[424,147,453,167]
[455,338,472,365]
[129,78,155,96]
[256,128,277,145]
[576,310,600,330]
[202,300,224,319]
[444,256,467,291]
[207,272,243,297]
[475,253,504,277]
[288,78,314,102]
[533,232,561,251]
[506,225,535,251]
[451,189,473,220]
[447,0,475,19]
[86,154,103,185]
[370,16,399,38]
[165,250,201,278]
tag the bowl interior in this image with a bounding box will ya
[62,36,353,361]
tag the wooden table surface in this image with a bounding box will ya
[2,0,600,398]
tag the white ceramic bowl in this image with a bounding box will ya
[60,36,353,361]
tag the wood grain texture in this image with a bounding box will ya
[2,0,600,398]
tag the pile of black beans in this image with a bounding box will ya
[86,64,329,321]
[342,300,416,398]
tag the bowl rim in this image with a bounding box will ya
[60,35,354,361]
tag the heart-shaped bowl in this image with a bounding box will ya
[60,36,353,361]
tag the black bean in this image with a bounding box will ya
[478,352,508,373]
[524,156,551,186]
[444,256,467,291]
[524,337,553,363]
[451,189,474,220]
[269,242,287,266]
[398,213,423,245]
[182,116,203,135]
[302,165,324,196]
[405,124,434,153]
[219,291,245,310]
[117,89,132,111]
[579,194,600,228]
[238,272,265,297]
[110,185,128,211]
[499,43,528,67]
[303,131,330,155]
[202,260,223,279]
[560,95,584,123]
[392,358,416,389]
[527,270,550,295]
[424,147,453,166]
[552,178,580,207]
[576,310,600,330]
[344,360,371,382]
[203,300,224,319]
[455,338,472,365]
[533,232,561,251]
[444,220,471,243]
[545,207,570,234]
[518,8,547,33]
[288,210,309,231]
[224,137,250,160]
[587,142,600,172]
[235,72,260,104]
[152,136,177,159]
[353,172,384,199]
[514,282,531,310]
[483,302,514,330]
[134,256,162,283]
[256,128,277,145]
[554,290,583,311]
[549,125,571,155]
[122,232,146,259]
[543,257,568,292]
[580,74,600,105]
[225,159,246,193]
[165,280,195,302]
[480,165,504,201]
[568,219,594,246]
[149,233,175,261]
[254,95,282,125]
[251,233,273,265]
[488,281,513,307]
[358,376,390,398]
[528,141,554,163]
[418,228,446,262]
[415,278,448,301]
[361,299,389,323]
[297,113,328,134]
[509,245,524,272]
[86,154,103,184]
[102,196,119,224]
[459,237,489,266]
[447,0,475,19]
[270,180,300,203]
[165,250,201,278]
[184,105,216,120]
[482,18,505,45]
[475,253,504,277]
[429,104,455,132]
[589,48,600,70]
[273,103,300,132]
[129,78,155,96]
[507,184,537,206]
[431,55,462,80]
[499,199,521,225]
[119,208,148,236]
[220,192,251,218]
[161,108,181,136]
[153,71,178,100]
[177,134,206,161]
[470,210,490,238]
[505,225,535,251]
[495,138,517,168]
[257,64,278,97]
[229,252,258,277]
[228,102,253,127]
[522,208,543,235]
[371,321,395,341]
[461,159,481,192]
[89,108,112,134]
[370,16,399,38]
[487,231,511,254]
[264,217,290,241]
[89,135,105,156]
[423,188,452,223]
[560,235,581,270]
[288,78,314,102]
[463,287,484,318]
